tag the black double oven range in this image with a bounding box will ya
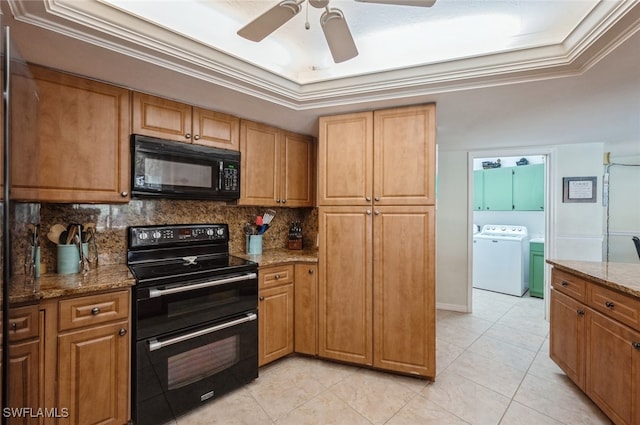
[127,223,258,425]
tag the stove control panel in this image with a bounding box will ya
[128,224,228,248]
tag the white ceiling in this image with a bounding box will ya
[3,0,640,151]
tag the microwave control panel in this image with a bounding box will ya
[221,164,239,192]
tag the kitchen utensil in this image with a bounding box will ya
[262,209,276,225]
[243,222,255,236]
[48,223,66,245]
[255,215,263,226]
[84,224,98,266]
[63,225,77,245]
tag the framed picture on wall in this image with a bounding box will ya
[563,176,597,203]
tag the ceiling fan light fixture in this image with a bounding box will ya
[320,8,359,63]
[355,0,436,6]
[237,0,302,42]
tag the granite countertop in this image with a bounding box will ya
[9,263,135,305]
[547,259,640,299]
[233,248,318,267]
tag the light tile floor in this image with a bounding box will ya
[172,289,613,425]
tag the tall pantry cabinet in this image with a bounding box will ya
[317,104,436,378]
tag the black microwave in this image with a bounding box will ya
[131,135,240,200]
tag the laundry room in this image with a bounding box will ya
[472,155,546,298]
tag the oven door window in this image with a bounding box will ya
[136,274,257,340]
[136,312,258,425]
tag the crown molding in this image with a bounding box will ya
[8,0,640,110]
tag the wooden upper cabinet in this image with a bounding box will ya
[239,120,314,207]
[318,112,373,206]
[11,65,131,203]
[373,104,436,206]
[132,92,239,150]
[318,104,435,206]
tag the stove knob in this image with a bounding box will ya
[206,228,214,236]
[138,232,148,240]
[152,231,162,239]
[216,228,225,237]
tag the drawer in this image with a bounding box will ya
[588,284,640,331]
[551,269,586,302]
[259,265,294,289]
[58,290,130,332]
[8,304,39,342]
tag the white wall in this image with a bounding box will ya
[436,142,605,311]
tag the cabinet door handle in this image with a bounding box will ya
[194,134,200,140]
[119,328,127,337]
[374,210,380,215]
[282,199,286,204]
[91,307,101,315]
[577,309,585,316]
[632,342,640,350]
[366,210,371,215]
[374,196,380,201]
[605,301,615,309]
[308,269,314,274]
[259,296,265,301]
[121,191,128,197]
[185,133,191,139]
[561,281,569,287]
[365,197,371,202]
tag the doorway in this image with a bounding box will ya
[468,149,554,319]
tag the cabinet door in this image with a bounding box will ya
[12,66,131,203]
[373,206,435,378]
[192,107,240,151]
[529,243,545,298]
[239,120,280,206]
[549,289,585,389]
[473,170,484,210]
[373,104,436,206]
[318,112,373,206]
[8,340,39,425]
[281,131,315,207]
[513,164,544,211]
[132,92,192,142]
[294,264,318,355]
[585,310,640,425]
[318,207,372,365]
[482,167,513,210]
[57,321,129,425]
[258,284,294,366]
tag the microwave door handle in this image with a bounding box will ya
[147,272,257,298]
[148,312,257,352]
[218,161,223,191]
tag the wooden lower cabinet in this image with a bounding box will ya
[258,265,294,366]
[550,267,640,425]
[585,310,640,425]
[318,206,436,377]
[57,320,129,425]
[549,289,585,389]
[8,340,40,425]
[294,264,318,355]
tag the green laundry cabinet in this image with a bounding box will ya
[473,164,544,211]
[529,240,545,298]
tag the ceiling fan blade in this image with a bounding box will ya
[355,0,436,7]
[321,8,358,63]
[237,0,302,42]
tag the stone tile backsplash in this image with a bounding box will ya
[13,200,318,275]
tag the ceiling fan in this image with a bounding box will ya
[237,0,437,63]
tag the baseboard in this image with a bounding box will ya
[436,302,469,313]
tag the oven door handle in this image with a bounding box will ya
[147,272,257,299]
[148,312,257,352]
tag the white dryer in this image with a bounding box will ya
[473,225,529,296]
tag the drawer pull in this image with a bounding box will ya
[577,309,585,316]
[275,274,281,280]
[118,328,127,337]
[633,342,640,350]
[259,296,265,301]
[10,322,17,330]
[561,281,569,287]
[91,307,101,315]
[604,301,615,309]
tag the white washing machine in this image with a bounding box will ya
[473,225,529,296]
